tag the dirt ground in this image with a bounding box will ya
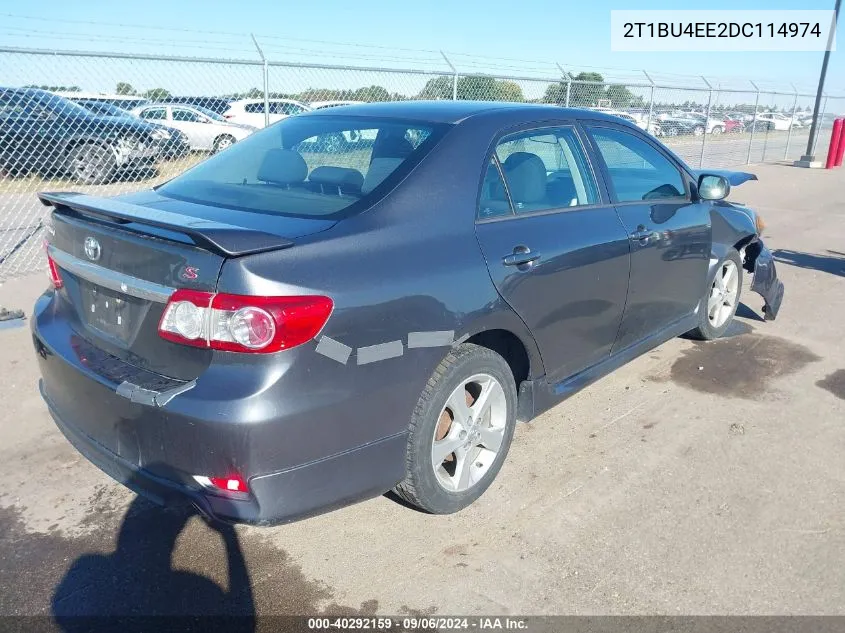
[0,163,843,623]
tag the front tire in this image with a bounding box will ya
[394,343,517,514]
[711,126,724,135]
[67,143,117,185]
[688,250,743,340]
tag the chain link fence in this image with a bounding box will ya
[1,45,844,280]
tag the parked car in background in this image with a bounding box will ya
[309,100,365,110]
[753,112,797,131]
[167,97,234,116]
[657,113,705,136]
[591,108,660,136]
[132,103,255,152]
[34,102,783,525]
[723,116,746,133]
[222,98,310,128]
[0,87,162,184]
[683,112,727,135]
[76,100,190,159]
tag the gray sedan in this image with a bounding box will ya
[33,101,783,524]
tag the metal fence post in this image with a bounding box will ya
[643,70,655,134]
[746,81,761,164]
[699,77,713,168]
[440,51,457,101]
[813,94,829,153]
[251,34,270,127]
[784,85,799,160]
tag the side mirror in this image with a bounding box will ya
[698,174,730,201]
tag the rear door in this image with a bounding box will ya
[584,124,710,352]
[474,124,631,384]
[172,107,214,149]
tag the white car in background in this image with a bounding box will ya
[755,112,799,131]
[222,98,310,128]
[131,104,255,152]
[592,108,661,136]
[309,100,364,110]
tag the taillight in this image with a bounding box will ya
[44,243,63,289]
[158,290,332,353]
[223,113,234,119]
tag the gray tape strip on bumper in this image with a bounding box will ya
[315,336,353,365]
[357,340,404,365]
[407,330,455,348]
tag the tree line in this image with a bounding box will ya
[107,77,807,113]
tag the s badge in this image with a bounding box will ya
[180,266,199,281]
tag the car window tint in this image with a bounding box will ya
[140,108,166,121]
[172,109,200,122]
[478,158,513,219]
[493,127,598,214]
[245,103,264,114]
[589,127,686,202]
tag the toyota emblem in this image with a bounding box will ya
[84,237,101,262]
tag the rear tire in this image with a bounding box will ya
[711,126,724,135]
[212,134,236,153]
[394,343,517,514]
[688,249,743,341]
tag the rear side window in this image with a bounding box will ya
[140,108,166,121]
[493,127,598,214]
[588,127,687,202]
[478,158,512,219]
[157,116,445,219]
[172,108,200,122]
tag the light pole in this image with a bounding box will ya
[796,0,842,166]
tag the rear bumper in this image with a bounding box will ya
[41,379,406,524]
[32,290,410,525]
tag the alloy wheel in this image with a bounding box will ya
[708,260,739,328]
[431,373,507,493]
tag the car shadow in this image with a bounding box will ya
[773,248,845,278]
[51,473,255,632]
[735,301,765,322]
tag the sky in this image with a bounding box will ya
[0,0,841,102]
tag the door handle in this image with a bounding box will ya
[502,246,541,267]
[630,226,656,244]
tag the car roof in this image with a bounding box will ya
[231,98,303,105]
[302,100,629,125]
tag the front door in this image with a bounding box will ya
[474,124,631,384]
[584,125,711,352]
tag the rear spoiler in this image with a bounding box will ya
[693,170,758,187]
[38,192,294,257]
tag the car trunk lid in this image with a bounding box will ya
[40,191,336,381]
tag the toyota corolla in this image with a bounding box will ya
[32,101,783,524]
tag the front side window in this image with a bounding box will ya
[493,127,598,214]
[157,115,445,219]
[588,127,687,202]
[245,103,263,114]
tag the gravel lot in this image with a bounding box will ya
[0,163,843,623]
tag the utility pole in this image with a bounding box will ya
[795,0,841,167]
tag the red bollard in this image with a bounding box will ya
[835,119,845,167]
[826,118,844,169]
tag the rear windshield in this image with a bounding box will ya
[157,115,445,219]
